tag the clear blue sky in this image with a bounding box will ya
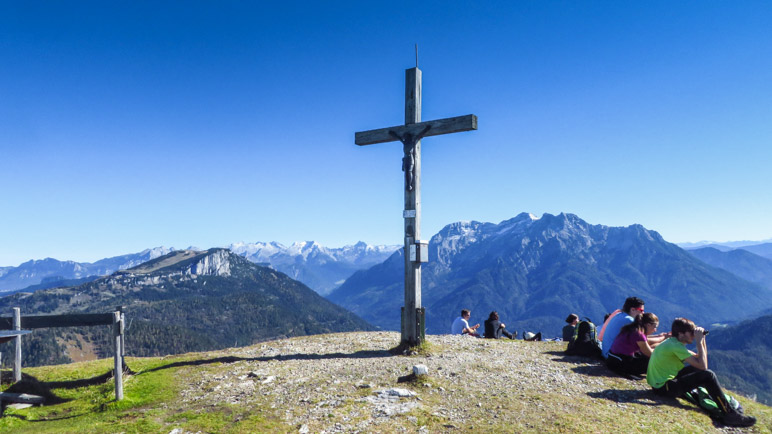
[2,2,771,266]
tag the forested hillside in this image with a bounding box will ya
[0,249,373,367]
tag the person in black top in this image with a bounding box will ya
[484,311,516,339]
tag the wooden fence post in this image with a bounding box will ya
[117,305,126,367]
[113,311,123,401]
[13,307,21,383]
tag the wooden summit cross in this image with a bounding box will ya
[355,66,477,345]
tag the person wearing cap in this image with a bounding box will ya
[647,317,756,427]
[450,309,480,336]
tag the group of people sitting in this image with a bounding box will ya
[450,309,541,341]
[566,296,756,428]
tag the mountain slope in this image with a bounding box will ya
[739,242,772,261]
[689,247,772,290]
[709,314,772,405]
[329,212,772,337]
[0,249,373,366]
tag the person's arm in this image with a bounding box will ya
[636,340,654,357]
[464,323,480,334]
[647,332,670,346]
[683,328,708,370]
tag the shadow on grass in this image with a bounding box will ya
[141,349,393,374]
[588,388,714,422]
[587,388,676,407]
[1,364,139,421]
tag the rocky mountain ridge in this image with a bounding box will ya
[329,212,772,337]
[228,240,399,294]
[1,242,399,296]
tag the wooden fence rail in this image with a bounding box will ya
[0,307,125,401]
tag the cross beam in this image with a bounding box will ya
[355,114,477,146]
[355,67,477,346]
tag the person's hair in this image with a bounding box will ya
[565,313,579,324]
[488,311,499,321]
[620,312,659,336]
[622,296,645,313]
[671,317,696,337]
[461,309,470,317]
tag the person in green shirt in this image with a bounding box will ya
[647,317,755,427]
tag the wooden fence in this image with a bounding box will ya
[0,307,126,401]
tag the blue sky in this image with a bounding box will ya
[2,2,771,266]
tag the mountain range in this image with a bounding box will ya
[680,241,772,261]
[328,212,772,338]
[0,249,373,366]
[0,247,174,293]
[0,242,399,296]
[228,241,398,295]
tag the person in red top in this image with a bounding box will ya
[606,312,662,376]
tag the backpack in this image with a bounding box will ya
[566,317,603,359]
[683,386,743,419]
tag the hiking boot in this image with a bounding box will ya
[511,331,517,340]
[722,411,756,427]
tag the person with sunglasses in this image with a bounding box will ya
[606,312,661,377]
[601,297,669,359]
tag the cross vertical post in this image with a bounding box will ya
[355,66,477,347]
[403,67,422,345]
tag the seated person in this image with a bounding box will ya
[601,296,668,358]
[483,311,516,339]
[606,312,660,376]
[450,309,480,336]
[647,317,756,427]
[563,313,579,341]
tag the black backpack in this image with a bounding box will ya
[566,317,602,359]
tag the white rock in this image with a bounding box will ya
[413,364,429,376]
[382,388,416,398]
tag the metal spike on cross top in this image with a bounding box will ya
[355,63,478,346]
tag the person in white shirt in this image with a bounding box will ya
[450,309,480,336]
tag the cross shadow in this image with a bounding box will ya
[140,349,393,374]
[545,350,602,365]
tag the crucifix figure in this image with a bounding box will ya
[355,67,477,345]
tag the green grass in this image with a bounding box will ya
[0,355,290,433]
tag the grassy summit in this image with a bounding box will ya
[1,332,770,433]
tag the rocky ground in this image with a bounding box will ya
[168,332,769,433]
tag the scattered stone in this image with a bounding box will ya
[381,388,416,398]
[413,364,429,376]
